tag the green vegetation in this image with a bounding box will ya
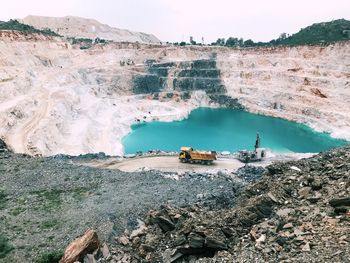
[273,19,350,46]
[31,189,63,212]
[0,19,61,36]
[72,187,92,201]
[211,19,350,47]
[41,219,60,230]
[0,190,7,210]
[67,37,93,45]
[36,250,63,263]
[67,37,108,49]
[0,235,13,259]
[9,206,25,216]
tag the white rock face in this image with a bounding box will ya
[20,15,161,43]
[0,31,349,156]
[216,44,350,139]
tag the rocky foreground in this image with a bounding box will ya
[0,140,239,262]
[58,145,350,263]
[0,139,349,262]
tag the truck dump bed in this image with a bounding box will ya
[179,147,217,164]
[190,150,216,160]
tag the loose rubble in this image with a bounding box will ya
[0,150,239,262]
[60,145,350,262]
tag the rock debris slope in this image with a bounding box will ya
[0,149,235,262]
[93,145,349,263]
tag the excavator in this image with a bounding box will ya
[238,133,266,163]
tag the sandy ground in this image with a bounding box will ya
[78,151,316,173]
[80,155,267,173]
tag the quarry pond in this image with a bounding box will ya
[122,108,347,154]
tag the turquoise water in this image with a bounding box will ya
[122,108,347,154]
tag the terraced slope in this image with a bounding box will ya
[0,30,349,156]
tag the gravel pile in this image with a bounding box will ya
[236,165,266,182]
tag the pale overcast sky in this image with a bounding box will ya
[1,0,350,43]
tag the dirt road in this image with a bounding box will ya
[81,155,249,172]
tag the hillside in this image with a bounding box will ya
[20,15,161,43]
[217,19,350,47]
[273,19,350,46]
[0,19,60,36]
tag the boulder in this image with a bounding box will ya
[255,234,266,244]
[298,187,311,199]
[83,254,96,263]
[302,242,311,252]
[117,236,130,246]
[162,249,183,263]
[59,229,100,263]
[188,232,205,248]
[130,220,147,239]
[238,197,273,227]
[283,223,293,229]
[267,192,279,204]
[0,139,9,152]
[290,166,301,172]
[205,237,228,250]
[334,206,349,214]
[100,243,110,259]
[329,197,350,207]
[173,234,187,246]
[310,177,323,190]
[155,216,175,232]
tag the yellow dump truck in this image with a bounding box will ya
[179,147,217,165]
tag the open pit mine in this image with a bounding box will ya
[0,16,349,263]
[0,16,349,156]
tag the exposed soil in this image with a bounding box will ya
[79,153,313,173]
[80,156,246,173]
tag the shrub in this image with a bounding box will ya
[0,235,13,259]
[213,19,350,48]
[0,190,7,209]
[275,19,350,45]
[36,250,63,263]
[67,37,93,45]
[0,20,60,36]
